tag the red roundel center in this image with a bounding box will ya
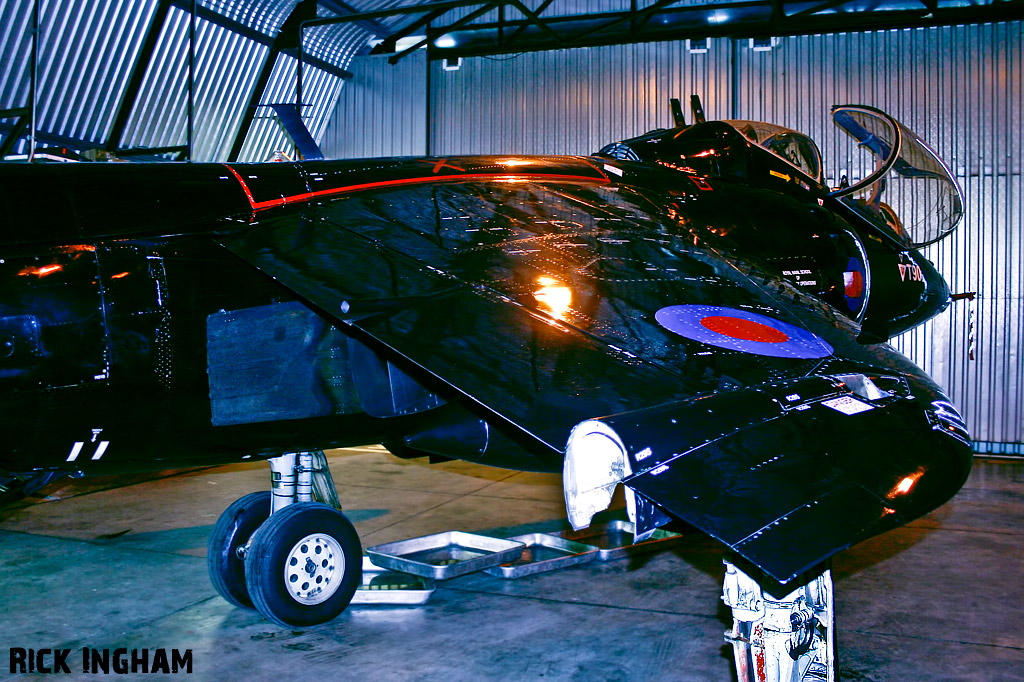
[700,316,790,343]
[844,271,864,298]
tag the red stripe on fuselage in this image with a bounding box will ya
[223,164,609,212]
[578,157,612,182]
[222,164,313,210]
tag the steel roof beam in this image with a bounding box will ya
[369,7,451,55]
[505,0,554,44]
[227,23,298,162]
[0,112,31,160]
[565,0,681,45]
[280,47,353,80]
[303,0,488,30]
[106,0,284,155]
[170,0,273,43]
[319,0,392,38]
[363,0,565,57]
[506,0,563,46]
[106,0,173,152]
[0,121,103,152]
[389,3,499,64]
[425,2,1024,59]
[228,1,323,162]
[116,144,188,160]
[228,49,283,162]
[788,0,855,19]
[431,0,769,36]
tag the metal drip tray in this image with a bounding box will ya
[554,520,681,561]
[351,557,435,605]
[366,531,525,580]
[483,533,598,579]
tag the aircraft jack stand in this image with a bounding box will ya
[723,560,835,682]
[207,451,362,627]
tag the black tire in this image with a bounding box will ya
[207,491,272,609]
[244,502,361,627]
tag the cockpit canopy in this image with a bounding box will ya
[595,101,963,248]
[595,115,825,188]
[830,105,964,248]
[723,121,823,183]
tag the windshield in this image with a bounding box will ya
[724,120,823,182]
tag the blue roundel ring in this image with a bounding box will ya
[655,305,834,359]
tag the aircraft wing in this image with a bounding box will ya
[222,157,971,584]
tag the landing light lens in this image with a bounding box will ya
[888,469,924,498]
[563,420,631,530]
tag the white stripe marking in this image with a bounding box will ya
[67,442,85,462]
[91,441,110,460]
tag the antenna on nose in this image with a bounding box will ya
[670,98,686,127]
[690,95,706,124]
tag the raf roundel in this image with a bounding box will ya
[655,305,833,359]
[843,256,867,315]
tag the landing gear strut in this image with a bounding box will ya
[207,451,362,627]
[723,560,835,682]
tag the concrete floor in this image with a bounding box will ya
[1,449,1022,681]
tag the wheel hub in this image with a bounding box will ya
[284,533,345,605]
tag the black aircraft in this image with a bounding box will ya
[0,99,969,680]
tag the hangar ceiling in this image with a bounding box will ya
[0,0,1019,162]
[345,0,1024,62]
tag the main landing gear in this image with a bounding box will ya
[207,451,362,627]
[723,560,836,682]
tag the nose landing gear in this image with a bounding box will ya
[723,560,835,682]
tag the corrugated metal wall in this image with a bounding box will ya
[431,40,733,155]
[121,5,269,162]
[323,22,1023,453]
[197,0,298,35]
[321,52,426,158]
[0,0,159,150]
[0,0,369,161]
[236,54,344,161]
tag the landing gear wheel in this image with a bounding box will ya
[207,491,271,609]
[244,502,361,627]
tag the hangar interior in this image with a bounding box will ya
[1,1,1023,681]
[2,0,1021,452]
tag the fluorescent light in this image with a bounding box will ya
[394,35,426,51]
[434,33,456,48]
